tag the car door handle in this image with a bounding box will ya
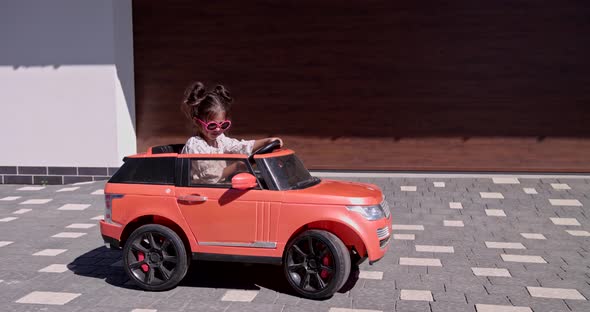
[177,195,208,204]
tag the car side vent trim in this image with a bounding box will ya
[200,241,277,248]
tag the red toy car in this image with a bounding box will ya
[100,141,392,299]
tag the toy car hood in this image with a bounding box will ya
[283,179,383,206]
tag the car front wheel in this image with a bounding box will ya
[283,230,351,299]
[123,224,189,291]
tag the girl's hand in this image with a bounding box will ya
[252,137,284,153]
[269,137,283,147]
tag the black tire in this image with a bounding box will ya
[283,230,351,299]
[338,263,360,293]
[123,224,189,291]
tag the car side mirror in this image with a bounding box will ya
[231,172,258,190]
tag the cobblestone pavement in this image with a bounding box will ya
[0,177,589,312]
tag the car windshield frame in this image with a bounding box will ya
[255,153,320,191]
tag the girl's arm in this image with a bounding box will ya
[252,137,283,152]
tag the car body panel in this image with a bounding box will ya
[101,146,392,264]
[175,186,283,251]
[282,179,383,206]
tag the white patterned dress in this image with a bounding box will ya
[181,134,255,184]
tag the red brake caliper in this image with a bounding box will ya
[320,253,331,279]
[138,252,149,272]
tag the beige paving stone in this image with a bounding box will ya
[359,270,383,280]
[0,241,14,248]
[72,181,95,185]
[393,234,415,240]
[449,202,463,209]
[501,254,546,264]
[443,220,464,227]
[485,242,526,249]
[520,233,546,240]
[416,245,454,253]
[392,224,424,231]
[565,230,590,237]
[492,177,520,184]
[38,264,69,273]
[220,290,258,302]
[550,183,571,190]
[17,186,45,191]
[475,304,532,312]
[1,196,21,201]
[550,217,581,226]
[16,291,80,305]
[20,199,52,205]
[549,199,582,207]
[471,267,511,277]
[523,188,538,194]
[13,208,32,214]
[52,232,87,238]
[480,192,504,199]
[57,204,90,211]
[400,289,433,301]
[66,223,96,229]
[33,249,67,256]
[485,209,506,217]
[56,187,80,192]
[399,257,442,267]
[527,287,586,300]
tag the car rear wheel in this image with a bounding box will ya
[123,224,189,291]
[283,230,351,299]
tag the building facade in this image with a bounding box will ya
[1,1,589,184]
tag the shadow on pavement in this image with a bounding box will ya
[68,246,296,295]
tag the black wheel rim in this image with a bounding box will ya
[127,232,178,286]
[286,236,336,293]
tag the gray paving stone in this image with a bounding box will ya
[431,291,468,303]
[282,306,326,312]
[507,297,572,312]
[395,300,431,312]
[352,289,397,310]
[225,303,285,312]
[2,178,590,312]
[465,293,511,305]
[182,301,231,312]
[430,302,475,312]
[565,299,590,312]
[296,293,352,309]
[250,288,279,304]
[484,285,530,297]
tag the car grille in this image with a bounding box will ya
[379,235,391,248]
[377,226,391,248]
[377,226,390,239]
[381,200,391,218]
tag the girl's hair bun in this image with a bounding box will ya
[184,81,207,106]
[213,85,233,104]
[181,81,233,124]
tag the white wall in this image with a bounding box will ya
[0,0,135,167]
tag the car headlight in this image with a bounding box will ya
[347,205,385,221]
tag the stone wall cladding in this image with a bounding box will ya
[1,166,119,185]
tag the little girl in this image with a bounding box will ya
[180,81,282,183]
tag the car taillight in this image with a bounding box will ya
[104,194,124,224]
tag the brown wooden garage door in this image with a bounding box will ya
[132,0,590,172]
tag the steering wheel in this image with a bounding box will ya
[248,140,281,163]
